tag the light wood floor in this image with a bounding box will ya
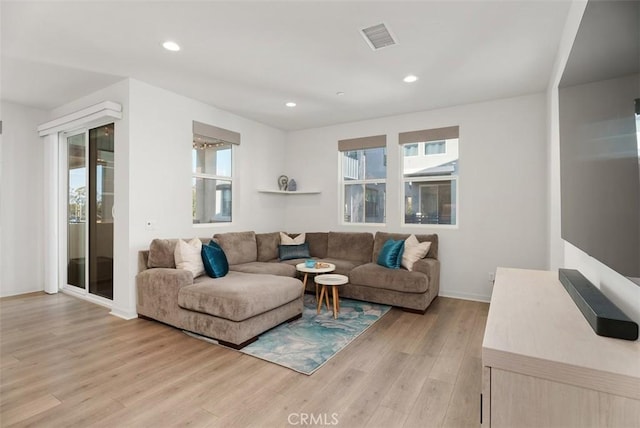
[1,292,488,427]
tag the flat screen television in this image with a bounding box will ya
[559,0,640,284]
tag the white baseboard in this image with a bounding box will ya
[438,290,491,303]
[110,307,138,320]
[0,287,45,298]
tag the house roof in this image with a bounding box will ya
[1,1,572,130]
[406,160,457,177]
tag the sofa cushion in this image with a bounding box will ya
[373,232,438,261]
[230,261,296,277]
[148,239,178,268]
[213,231,257,265]
[327,232,374,263]
[402,235,432,271]
[278,243,310,261]
[280,232,305,245]
[202,241,229,278]
[377,239,405,269]
[178,272,302,322]
[174,238,205,278]
[349,263,429,293]
[278,258,311,268]
[317,258,365,276]
[256,232,280,262]
[306,232,328,258]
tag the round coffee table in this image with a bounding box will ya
[314,274,349,319]
[296,262,335,302]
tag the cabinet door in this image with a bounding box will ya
[481,366,491,427]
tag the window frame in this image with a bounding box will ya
[399,129,459,229]
[401,174,459,229]
[339,147,387,226]
[192,140,235,226]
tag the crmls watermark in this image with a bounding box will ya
[287,412,339,426]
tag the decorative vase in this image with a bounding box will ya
[278,175,288,191]
[287,178,297,191]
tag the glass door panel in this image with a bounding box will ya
[65,124,114,300]
[89,124,114,299]
[67,132,87,289]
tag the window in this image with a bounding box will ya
[424,140,446,155]
[192,140,232,223]
[400,126,459,226]
[339,135,387,224]
[404,143,418,156]
[191,121,240,224]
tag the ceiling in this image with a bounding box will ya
[560,0,639,87]
[1,1,572,131]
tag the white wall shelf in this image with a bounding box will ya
[258,189,321,195]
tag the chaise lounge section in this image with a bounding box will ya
[136,240,304,348]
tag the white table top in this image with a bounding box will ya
[314,274,349,286]
[296,262,335,274]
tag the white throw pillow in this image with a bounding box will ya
[401,234,432,271]
[174,238,205,278]
[280,232,306,245]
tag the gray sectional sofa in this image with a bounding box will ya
[136,231,439,348]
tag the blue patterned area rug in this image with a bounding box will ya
[242,294,391,375]
[186,294,391,375]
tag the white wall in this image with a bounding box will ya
[0,102,48,297]
[41,79,287,317]
[128,79,288,243]
[126,80,287,314]
[284,93,549,301]
[547,0,640,325]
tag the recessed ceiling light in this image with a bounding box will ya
[336,91,345,96]
[403,74,418,83]
[162,41,181,52]
[285,102,297,107]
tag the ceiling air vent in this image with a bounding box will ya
[360,23,397,50]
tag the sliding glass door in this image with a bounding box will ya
[66,123,114,300]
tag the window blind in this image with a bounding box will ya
[193,121,241,145]
[338,134,386,152]
[398,126,459,145]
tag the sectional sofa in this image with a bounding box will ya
[136,231,439,348]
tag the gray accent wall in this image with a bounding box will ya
[559,74,640,279]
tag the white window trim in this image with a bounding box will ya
[339,151,387,226]
[192,144,234,226]
[400,149,459,229]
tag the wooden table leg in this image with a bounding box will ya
[324,286,330,311]
[302,273,308,289]
[317,286,325,314]
[332,285,339,318]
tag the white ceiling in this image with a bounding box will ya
[1,1,572,131]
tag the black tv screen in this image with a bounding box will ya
[559,0,640,282]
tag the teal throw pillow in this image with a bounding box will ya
[377,239,405,269]
[201,241,229,278]
[278,243,310,261]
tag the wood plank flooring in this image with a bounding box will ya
[0,292,488,427]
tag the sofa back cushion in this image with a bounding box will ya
[256,232,280,262]
[327,232,374,263]
[373,232,438,262]
[147,239,178,268]
[213,231,257,265]
[301,232,328,258]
